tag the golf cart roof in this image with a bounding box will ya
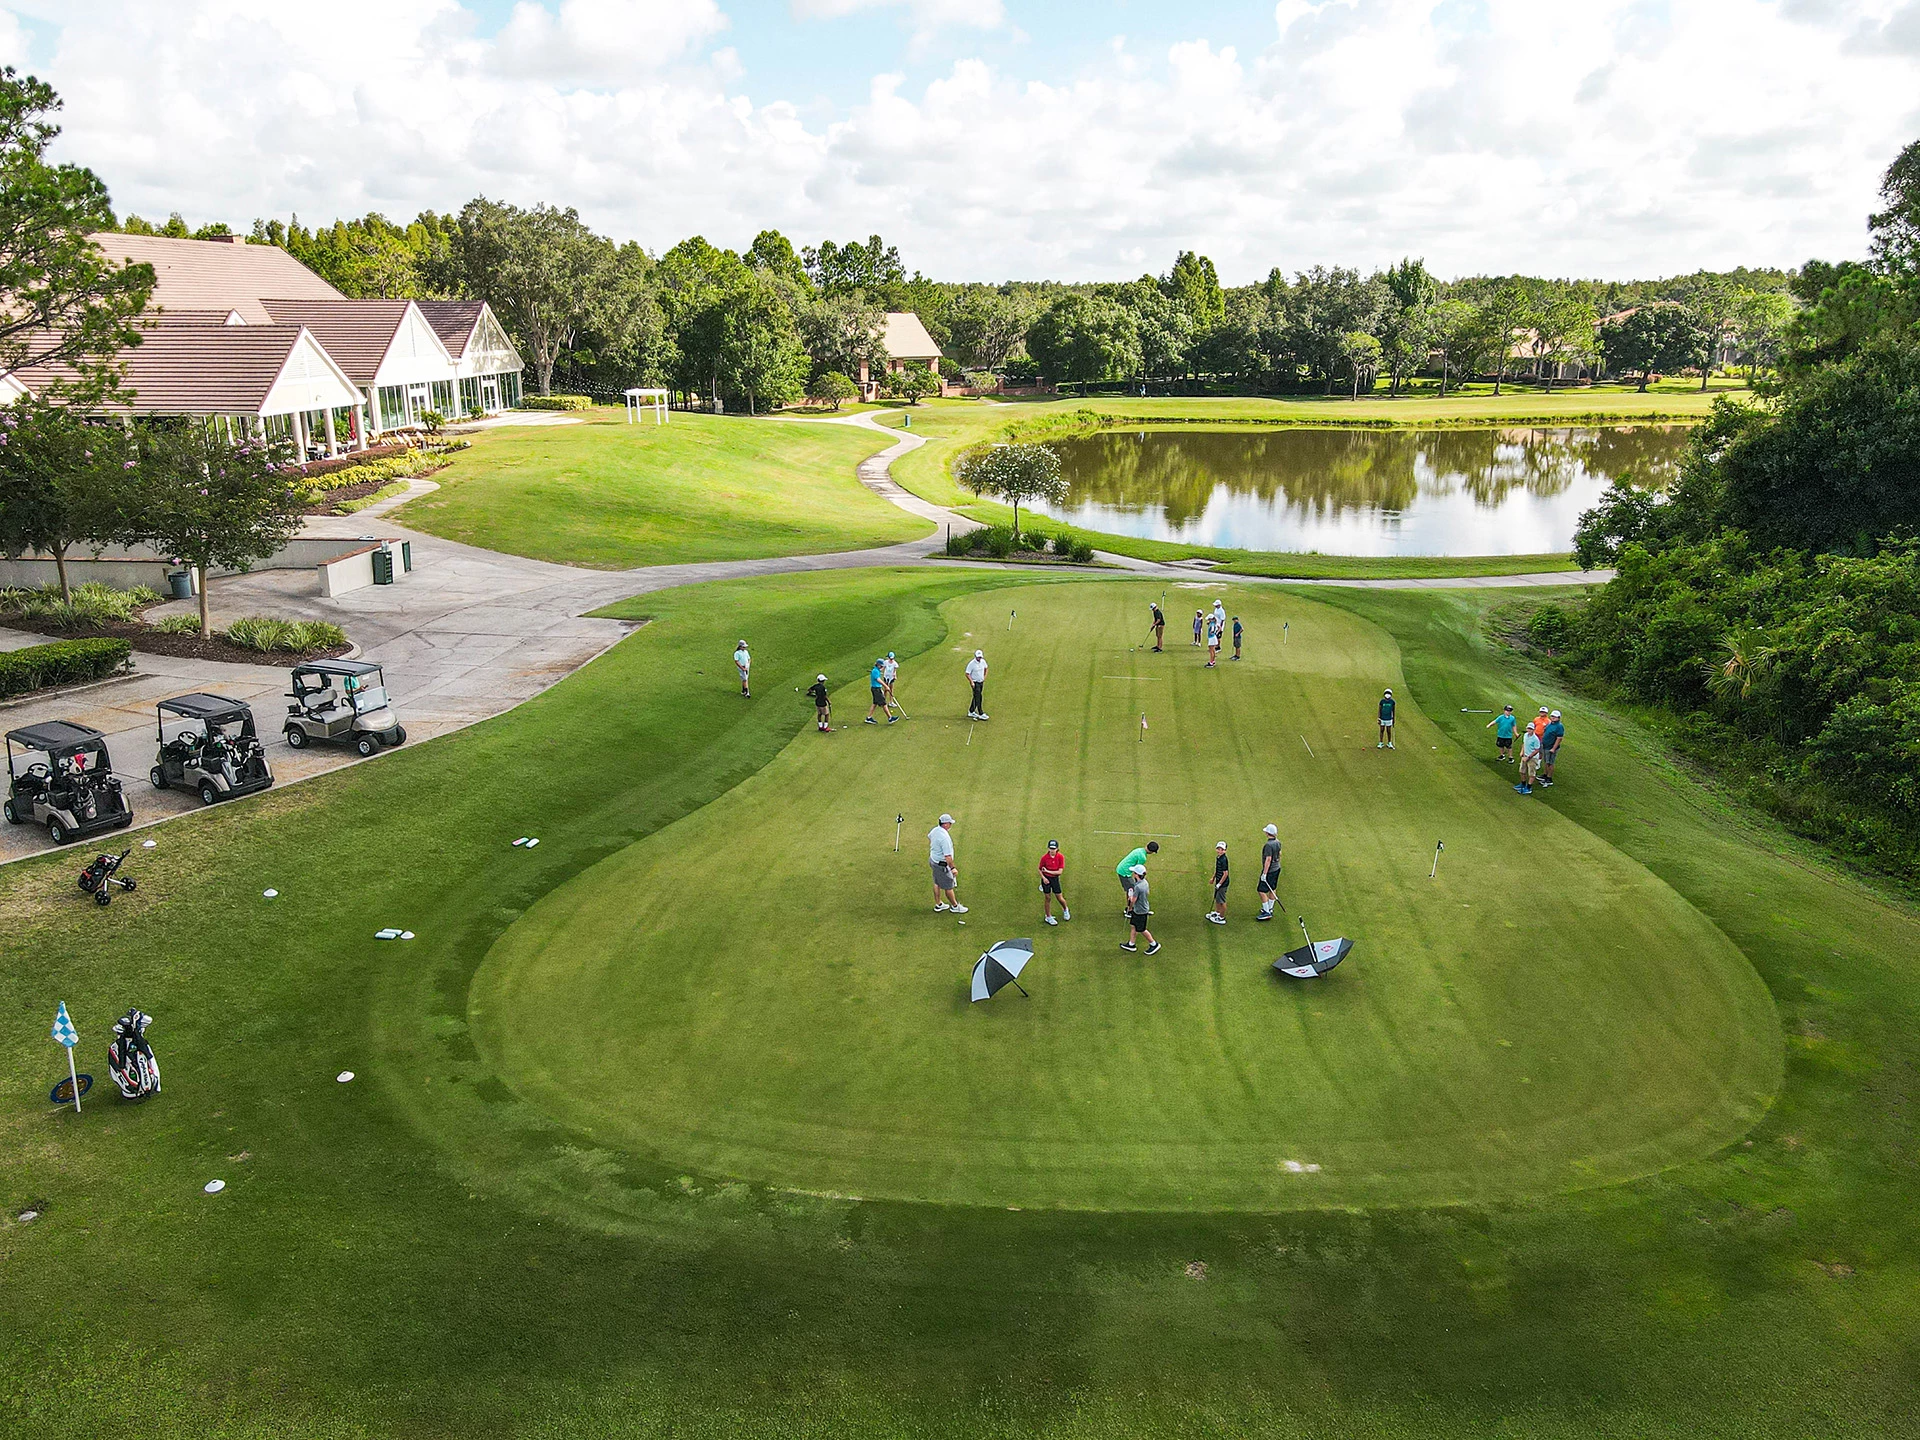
[292,658,382,678]
[158,693,253,722]
[6,720,107,752]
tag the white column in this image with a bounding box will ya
[292,409,309,458]
[323,406,339,457]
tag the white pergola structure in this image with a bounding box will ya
[624,387,669,425]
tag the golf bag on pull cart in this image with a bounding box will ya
[106,1008,160,1099]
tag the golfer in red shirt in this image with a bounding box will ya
[1037,839,1070,926]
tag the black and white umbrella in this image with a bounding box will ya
[971,939,1034,1002]
[1273,917,1352,979]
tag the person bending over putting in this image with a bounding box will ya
[866,658,894,725]
[1038,839,1070,925]
[1121,867,1159,953]
[929,813,966,913]
[1256,823,1282,921]
[965,649,989,720]
[1208,841,1230,924]
[1116,842,1159,912]
[807,674,832,732]
[1488,704,1517,762]
[1377,688,1396,749]
[733,640,751,697]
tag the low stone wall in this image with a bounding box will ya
[3,536,414,598]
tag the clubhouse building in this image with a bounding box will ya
[0,234,524,456]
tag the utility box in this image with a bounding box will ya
[400,541,412,573]
[372,547,394,585]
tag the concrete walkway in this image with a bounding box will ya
[1,410,1603,861]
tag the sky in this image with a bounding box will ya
[2,0,1917,285]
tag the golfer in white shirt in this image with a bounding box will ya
[732,640,751,697]
[965,650,989,720]
[929,814,965,912]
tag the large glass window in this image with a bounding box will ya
[459,377,480,414]
[377,385,408,430]
[430,380,456,414]
[500,370,522,408]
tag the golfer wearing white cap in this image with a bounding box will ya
[733,640,751,697]
[1256,824,1282,920]
[929,814,966,913]
[1377,688,1396,749]
[965,649,989,720]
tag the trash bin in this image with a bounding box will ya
[400,540,412,573]
[372,547,394,586]
[166,570,193,600]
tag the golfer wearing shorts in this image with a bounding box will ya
[1541,709,1565,785]
[1038,840,1070,925]
[965,650,989,720]
[929,814,966,913]
[1205,612,1221,668]
[1116,842,1159,910]
[733,640,751,697]
[1516,726,1542,795]
[881,652,900,710]
[867,658,894,725]
[1488,704,1517,761]
[1232,616,1243,660]
[1121,867,1159,954]
[807,673,831,732]
[1377,688,1396,749]
[1256,823,1281,920]
[1208,841,1229,924]
[1193,610,1204,647]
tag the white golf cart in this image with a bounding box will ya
[152,693,275,805]
[283,659,406,758]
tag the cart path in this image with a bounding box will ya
[1,412,1606,862]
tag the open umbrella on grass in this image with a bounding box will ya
[1273,917,1352,979]
[971,939,1034,1001]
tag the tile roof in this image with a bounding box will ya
[414,300,484,357]
[881,311,942,361]
[91,233,345,324]
[258,299,411,385]
[13,322,323,415]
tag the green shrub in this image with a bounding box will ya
[224,616,347,653]
[150,614,200,635]
[1051,532,1075,556]
[520,394,593,411]
[333,479,412,515]
[945,530,973,557]
[0,637,131,699]
[982,526,1015,559]
[1069,539,1095,563]
[0,581,159,627]
[1525,602,1581,653]
[1017,529,1048,552]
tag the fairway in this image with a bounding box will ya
[476,583,1779,1210]
[395,410,925,567]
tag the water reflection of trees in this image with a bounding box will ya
[1053,425,1686,522]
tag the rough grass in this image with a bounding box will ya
[2,568,1917,1439]
[393,411,925,568]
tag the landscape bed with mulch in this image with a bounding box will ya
[0,614,350,666]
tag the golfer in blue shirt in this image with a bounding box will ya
[1488,704,1517,762]
[866,660,894,725]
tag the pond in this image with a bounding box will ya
[1028,426,1690,556]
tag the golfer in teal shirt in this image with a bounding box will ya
[1488,704,1517,762]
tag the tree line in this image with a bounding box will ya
[1532,136,1920,874]
[112,208,1798,408]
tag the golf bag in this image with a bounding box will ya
[77,849,136,906]
[106,1008,160,1099]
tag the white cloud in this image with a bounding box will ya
[18,0,1920,281]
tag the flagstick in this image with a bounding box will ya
[65,1046,81,1113]
[1139,712,1147,743]
[1430,840,1444,880]
[1300,734,1314,759]
[894,814,903,852]
[967,722,974,745]
[1009,609,1015,630]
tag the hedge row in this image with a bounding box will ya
[292,441,471,502]
[520,394,594,411]
[0,637,132,699]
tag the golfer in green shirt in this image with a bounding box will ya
[1116,841,1159,910]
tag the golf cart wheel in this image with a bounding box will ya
[199,781,219,806]
[283,727,307,749]
[354,735,378,758]
[150,767,168,790]
[122,877,136,892]
[390,726,406,746]
[47,820,68,846]
[2,799,16,824]
[94,887,111,906]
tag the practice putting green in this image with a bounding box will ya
[476,583,1779,1210]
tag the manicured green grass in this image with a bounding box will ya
[3,568,1918,1438]
[394,410,925,568]
[478,581,1775,1210]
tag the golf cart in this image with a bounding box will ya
[152,693,274,805]
[283,658,406,757]
[4,721,134,846]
